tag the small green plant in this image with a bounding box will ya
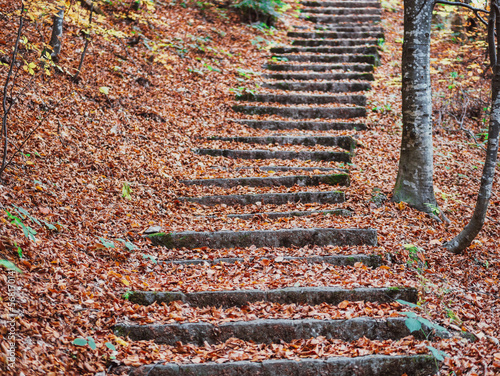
[403,244,427,273]
[424,202,440,216]
[122,182,132,200]
[123,290,132,300]
[232,0,290,25]
[0,260,22,273]
[229,86,256,98]
[73,337,97,350]
[142,254,158,263]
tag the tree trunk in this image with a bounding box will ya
[393,0,438,214]
[445,1,500,254]
[49,5,65,62]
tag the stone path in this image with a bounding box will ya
[112,1,447,375]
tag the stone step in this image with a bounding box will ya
[237,92,367,105]
[302,7,382,14]
[264,71,374,80]
[264,62,373,72]
[232,105,366,119]
[291,38,377,46]
[181,173,350,188]
[261,81,371,93]
[203,208,353,219]
[147,227,376,248]
[210,166,346,173]
[193,149,352,162]
[207,135,355,149]
[277,54,376,64]
[270,45,378,55]
[231,119,366,131]
[288,31,384,39]
[157,254,382,268]
[301,0,381,8]
[111,355,437,376]
[127,285,411,307]
[301,14,381,23]
[114,317,441,346]
[298,24,384,32]
[182,190,345,206]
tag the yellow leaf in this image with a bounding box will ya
[114,337,129,347]
[121,278,130,286]
[26,161,34,166]
[379,265,391,270]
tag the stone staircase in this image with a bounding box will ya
[111,1,447,375]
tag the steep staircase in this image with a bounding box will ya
[111,1,447,375]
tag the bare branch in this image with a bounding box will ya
[1,2,25,176]
[434,0,489,13]
[74,1,94,82]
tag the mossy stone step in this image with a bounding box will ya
[231,119,366,131]
[111,355,438,376]
[208,135,355,149]
[291,39,378,47]
[147,227,376,249]
[237,92,367,105]
[270,45,378,55]
[114,317,443,346]
[288,31,384,39]
[301,14,381,23]
[127,286,411,307]
[203,208,353,220]
[277,54,376,64]
[263,63,373,72]
[181,173,350,188]
[302,7,382,14]
[302,0,382,8]
[193,149,352,163]
[232,105,366,119]
[261,81,371,93]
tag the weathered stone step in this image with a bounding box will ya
[288,31,384,39]
[302,0,381,8]
[231,119,366,131]
[210,166,346,173]
[264,71,374,80]
[182,190,345,206]
[237,93,366,105]
[193,149,352,162]
[277,54,376,64]
[180,173,350,188]
[291,38,377,47]
[270,45,378,55]
[115,355,437,376]
[128,286,416,307]
[264,63,373,72]
[111,355,437,376]
[158,254,381,267]
[203,208,353,219]
[232,105,366,119]
[148,227,376,248]
[114,317,439,345]
[302,7,382,14]
[208,135,355,149]
[261,81,371,93]
[299,25,384,32]
[301,14,381,23]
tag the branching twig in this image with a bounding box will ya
[435,0,489,26]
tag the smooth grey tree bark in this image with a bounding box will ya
[393,0,439,214]
[49,5,65,62]
[445,0,500,254]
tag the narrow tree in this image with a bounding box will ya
[393,0,438,215]
[445,0,500,253]
[49,4,65,62]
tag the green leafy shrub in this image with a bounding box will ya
[232,0,290,25]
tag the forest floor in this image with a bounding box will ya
[0,0,499,375]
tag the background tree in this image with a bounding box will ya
[445,0,499,253]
